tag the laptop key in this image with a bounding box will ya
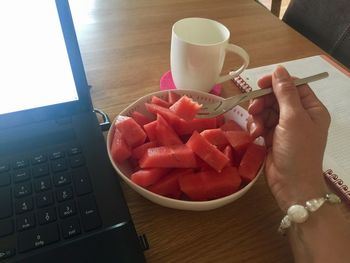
[0,172,11,187]
[14,182,32,198]
[73,169,92,196]
[18,223,60,253]
[31,154,47,165]
[0,248,15,260]
[61,217,81,239]
[0,188,12,219]
[32,163,49,178]
[56,186,73,202]
[37,207,57,225]
[68,146,81,156]
[53,172,71,187]
[13,159,28,170]
[0,219,13,237]
[69,155,85,168]
[59,201,77,218]
[0,163,10,173]
[49,151,65,160]
[13,169,31,183]
[17,213,36,231]
[51,158,67,173]
[34,177,52,192]
[36,191,54,208]
[78,195,101,231]
[15,197,33,214]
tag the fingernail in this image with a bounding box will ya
[274,65,289,81]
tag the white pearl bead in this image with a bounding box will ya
[287,205,309,223]
[306,198,325,212]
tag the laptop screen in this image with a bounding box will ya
[0,0,79,116]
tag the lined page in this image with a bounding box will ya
[240,56,350,185]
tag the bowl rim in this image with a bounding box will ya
[106,89,264,208]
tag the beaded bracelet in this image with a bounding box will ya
[278,193,341,235]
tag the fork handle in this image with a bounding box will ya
[238,71,329,103]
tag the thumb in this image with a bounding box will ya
[272,66,302,115]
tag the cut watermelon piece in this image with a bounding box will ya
[169,95,202,121]
[225,131,252,154]
[155,114,182,146]
[239,143,266,183]
[145,103,181,126]
[186,131,229,172]
[202,166,242,200]
[178,171,208,201]
[115,116,147,148]
[131,111,152,127]
[111,129,131,163]
[200,128,228,146]
[139,145,197,168]
[131,168,169,187]
[148,169,192,199]
[131,141,158,160]
[167,91,181,105]
[174,118,217,135]
[220,120,243,131]
[143,120,157,142]
[223,145,237,167]
[216,115,226,127]
[151,96,171,108]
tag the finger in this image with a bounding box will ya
[272,66,303,116]
[248,75,276,114]
[247,108,279,137]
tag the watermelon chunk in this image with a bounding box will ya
[202,166,242,200]
[143,120,157,142]
[151,96,171,108]
[225,131,252,153]
[178,171,208,201]
[111,129,131,163]
[221,120,243,131]
[169,95,202,121]
[131,168,169,187]
[115,116,147,148]
[174,118,217,135]
[145,103,181,126]
[200,128,228,146]
[131,111,152,127]
[186,131,229,172]
[148,169,191,199]
[167,91,181,105]
[155,114,182,146]
[239,143,266,183]
[131,141,158,159]
[139,145,197,168]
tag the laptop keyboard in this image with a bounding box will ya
[0,146,102,260]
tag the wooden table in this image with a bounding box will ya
[69,0,325,262]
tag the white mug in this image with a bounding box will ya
[170,17,250,92]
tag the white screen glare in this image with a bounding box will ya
[0,0,79,115]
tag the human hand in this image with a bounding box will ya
[247,66,331,211]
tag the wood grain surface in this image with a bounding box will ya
[69,0,325,262]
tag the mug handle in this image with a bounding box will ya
[216,44,250,84]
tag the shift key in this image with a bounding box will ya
[18,223,59,253]
[0,187,12,219]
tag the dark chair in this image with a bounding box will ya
[282,0,350,69]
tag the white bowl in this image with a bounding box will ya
[106,89,265,211]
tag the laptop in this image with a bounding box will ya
[0,0,146,262]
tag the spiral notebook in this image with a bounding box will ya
[232,55,350,204]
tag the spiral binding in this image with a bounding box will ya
[232,76,252,93]
[324,169,350,204]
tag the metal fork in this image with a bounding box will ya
[195,72,329,118]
